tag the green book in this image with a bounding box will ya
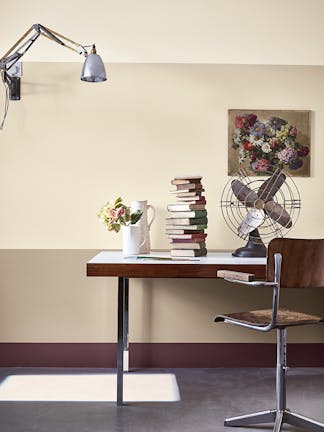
[167,210,207,219]
[166,217,208,225]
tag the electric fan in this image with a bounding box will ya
[221,167,301,257]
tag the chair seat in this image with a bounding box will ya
[215,308,324,328]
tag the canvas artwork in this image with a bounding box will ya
[228,110,311,177]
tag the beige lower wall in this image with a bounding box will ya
[0,250,323,343]
[0,63,324,343]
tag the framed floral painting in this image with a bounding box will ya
[228,109,311,176]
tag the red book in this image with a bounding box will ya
[170,238,206,244]
[168,233,207,240]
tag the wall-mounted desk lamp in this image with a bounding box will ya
[0,23,107,129]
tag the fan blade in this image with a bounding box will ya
[258,171,286,202]
[238,209,265,237]
[231,180,259,207]
[265,201,292,228]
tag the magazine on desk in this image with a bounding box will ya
[136,255,200,261]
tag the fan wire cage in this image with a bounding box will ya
[221,167,301,255]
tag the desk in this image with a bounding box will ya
[87,251,266,405]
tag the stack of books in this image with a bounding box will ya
[166,175,207,257]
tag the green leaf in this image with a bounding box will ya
[113,197,123,208]
[130,210,143,225]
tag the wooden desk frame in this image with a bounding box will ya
[87,251,266,405]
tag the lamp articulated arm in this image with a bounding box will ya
[0,23,106,128]
[0,22,107,83]
[0,23,93,71]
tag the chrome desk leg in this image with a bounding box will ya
[123,277,129,372]
[117,276,128,406]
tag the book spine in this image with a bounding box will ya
[170,189,205,195]
[170,242,206,249]
[168,233,207,240]
[170,248,207,257]
[166,217,208,225]
[177,198,206,203]
[167,210,207,218]
[167,205,206,211]
[171,178,202,185]
[176,183,203,191]
[167,224,208,230]
[165,229,206,235]
[170,238,206,243]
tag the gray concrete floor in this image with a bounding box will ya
[0,367,323,432]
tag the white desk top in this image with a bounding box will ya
[88,251,266,266]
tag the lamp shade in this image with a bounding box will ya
[81,48,106,82]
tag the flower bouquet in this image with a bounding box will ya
[232,113,309,174]
[97,197,142,233]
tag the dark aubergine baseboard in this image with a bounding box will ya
[0,343,323,368]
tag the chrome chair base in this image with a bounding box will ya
[225,409,324,432]
[224,330,324,432]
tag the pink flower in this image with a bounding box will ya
[251,158,271,172]
[107,209,119,223]
[289,126,297,137]
[116,207,125,218]
[277,147,298,164]
[107,207,125,223]
[107,209,117,219]
[235,115,245,129]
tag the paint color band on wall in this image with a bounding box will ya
[1,343,324,368]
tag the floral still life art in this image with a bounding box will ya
[228,110,311,176]
[98,197,142,233]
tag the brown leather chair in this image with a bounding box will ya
[216,238,324,432]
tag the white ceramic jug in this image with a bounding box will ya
[130,200,156,254]
[122,225,145,257]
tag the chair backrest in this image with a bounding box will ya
[267,238,324,288]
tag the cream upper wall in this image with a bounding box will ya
[0,62,323,249]
[2,0,324,65]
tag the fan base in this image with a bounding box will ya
[232,234,267,258]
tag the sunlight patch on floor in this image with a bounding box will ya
[0,373,180,402]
